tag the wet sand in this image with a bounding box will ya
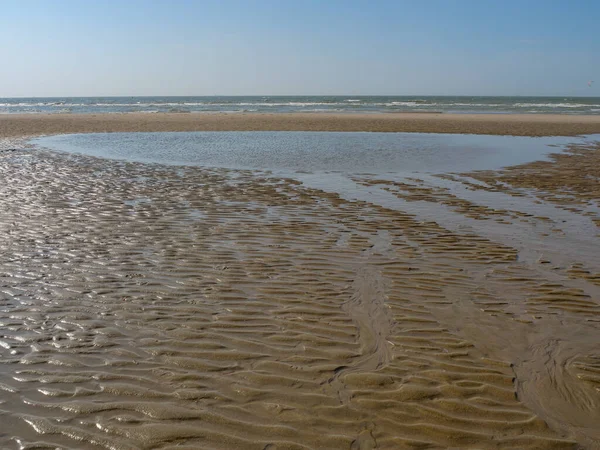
[2,112,600,137]
[0,118,599,449]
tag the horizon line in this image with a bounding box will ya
[1,94,599,99]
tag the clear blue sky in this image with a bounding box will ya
[2,0,598,97]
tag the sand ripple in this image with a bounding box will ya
[0,144,598,449]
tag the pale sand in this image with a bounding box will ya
[0,117,599,449]
[2,112,600,137]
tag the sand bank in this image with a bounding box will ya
[2,112,600,137]
[0,124,599,448]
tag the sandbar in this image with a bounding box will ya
[2,112,600,137]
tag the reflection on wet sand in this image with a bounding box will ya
[0,139,599,449]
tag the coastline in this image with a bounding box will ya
[2,112,600,138]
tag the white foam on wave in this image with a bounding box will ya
[234,102,344,107]
[386,101,436,107]
[514,103,599,108]
[448,103,505,107]
[303,108,345,112]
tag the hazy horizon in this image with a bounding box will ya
[2,94,600,99]
[2,0,598,97]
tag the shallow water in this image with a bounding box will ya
[32,131,599,174]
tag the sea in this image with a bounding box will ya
[2,96,600,115]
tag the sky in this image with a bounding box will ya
[1,0,599,97]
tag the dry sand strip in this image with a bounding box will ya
[2,112,600,137]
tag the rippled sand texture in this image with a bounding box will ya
[0,144,599,449]
[468,142,600,228]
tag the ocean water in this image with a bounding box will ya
[3,96,600,115]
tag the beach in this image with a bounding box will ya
[2,112,600,137]
[0,113,599,449]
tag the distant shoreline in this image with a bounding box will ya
[2,112,600,138]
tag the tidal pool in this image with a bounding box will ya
[31,131,600,174]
